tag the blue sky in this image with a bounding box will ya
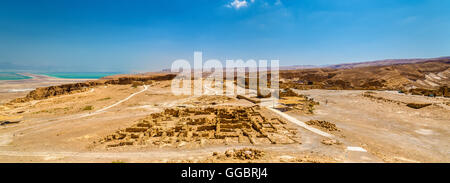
[0,0,449,72]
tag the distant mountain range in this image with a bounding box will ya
[279,56,450,70]
[279,56,450,90]
[161,56,450,72]
[326,56,450,69]
[3,56,450,73]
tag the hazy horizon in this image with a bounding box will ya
[1,0,449,72]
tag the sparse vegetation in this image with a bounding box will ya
[131,81,144,88]
[308,107,314,114]
[97,97,111,101]
[82,105,94,111]
[33,109,50,114]
[406,103,432,109]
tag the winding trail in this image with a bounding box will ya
[0,85,149,146]
[80,85,148,117]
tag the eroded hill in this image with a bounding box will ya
[9,74,176,103]
[280,58,450,94]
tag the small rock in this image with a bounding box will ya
[225,150,234,157]
[321,139,339,145]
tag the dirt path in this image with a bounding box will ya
[0,141,245,162]
[201,82,381,162]
[0,85,149,146]
[294,89,450,162]
[4,82,443,162]
[80,85,148,117]
[267,107,333,138]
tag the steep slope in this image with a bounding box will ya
[9,74,176,103]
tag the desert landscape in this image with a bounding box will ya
[0,57,448,163]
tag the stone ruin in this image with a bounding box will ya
[276,89,319,114]
[406,86,450,98]
[99,106,300,148]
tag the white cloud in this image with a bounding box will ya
[226,0,283,10]
[227,0,248,9]
[274,0,282,6]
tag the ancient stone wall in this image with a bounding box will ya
[99,106,300,148]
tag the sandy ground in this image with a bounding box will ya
[294,89,450,163]
[0,77,448,162]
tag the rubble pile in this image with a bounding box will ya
[279,88,301,97]
[277,89,319,114]
[232,148,265,160]
[186,95,233,106]
[321,138,340,145]
[305,120,339,132]
[362,92,404,105]
[406,86,449,98]
[217,148,265,160]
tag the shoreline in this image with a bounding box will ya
[0,72,121,81]
[18,73,96,81]
[0,73,95,82]
[0,72,32,81]
[0,73,94,87]
[0,73,96,103]
[35,72,121,80]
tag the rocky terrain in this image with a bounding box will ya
[0,58,449,163]
[98,106,300,149]
[328,56,450,69]
[9,74,176,103]
[280,58,450,92]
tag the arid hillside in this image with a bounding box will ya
[280,58,450,92]
[8,74,176,103]
[328,56,450,69]
[5,58,450,105]
[0,62,449,163]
